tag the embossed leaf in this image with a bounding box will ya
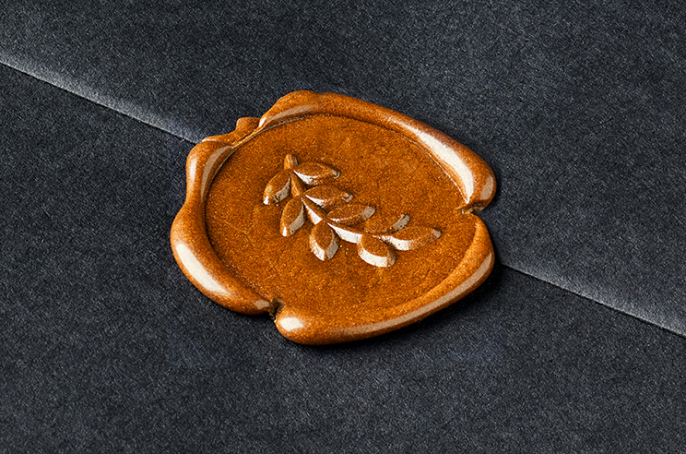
[280,196,305,237]
[293,162,340,185]
[327,204,376,226]
[305,185,353,209]
[263,170,292,205]
[384,213,411,233]
[385,226,441,251]
[364,213,411,234]
[309,222,340,261]
[357,234,396,267]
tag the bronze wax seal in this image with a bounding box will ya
[170,91,496,344]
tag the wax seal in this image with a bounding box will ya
[170,91,496,344]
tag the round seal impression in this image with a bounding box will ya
[171,91,496,344]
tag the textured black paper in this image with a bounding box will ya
[2,0,685,335]
[2,1,686,451]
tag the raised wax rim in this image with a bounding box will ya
[170,91,496,344]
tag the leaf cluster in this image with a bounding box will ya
[263,154,440,267]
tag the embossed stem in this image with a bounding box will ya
[301,196,438,249]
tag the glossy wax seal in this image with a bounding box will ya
[170,91,496,344]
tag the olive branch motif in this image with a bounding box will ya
[263,154,441,267]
